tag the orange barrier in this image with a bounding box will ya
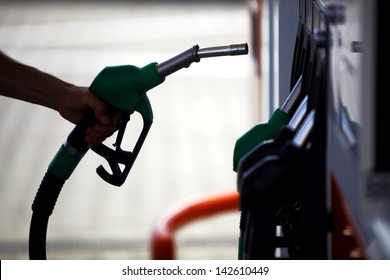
[151,191,239,260]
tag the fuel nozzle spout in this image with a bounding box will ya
[156,43,248,77]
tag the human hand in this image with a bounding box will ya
[57,86,122,145]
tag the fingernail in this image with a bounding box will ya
[101,115,110,125]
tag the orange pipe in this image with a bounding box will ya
[151,190,239,260]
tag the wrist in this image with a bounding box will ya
[51,81,76,113]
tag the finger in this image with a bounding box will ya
[85,129,111,145]
[85,124,118,144]
[90,112,124,134]
[85,135,101,145]
[112,111,124,125]
[84,112,125,144]
[84,91,110,125]
[86,126,115,140]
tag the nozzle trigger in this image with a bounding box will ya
[91,113,152,186]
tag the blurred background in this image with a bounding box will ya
[0,0,262,259]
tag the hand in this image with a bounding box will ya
[57,86,122,145]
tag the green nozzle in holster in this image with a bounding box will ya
[233,75,304,172]
[232,109,291,171]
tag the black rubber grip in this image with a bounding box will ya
[31,171,65,216]
[29,171,65,259]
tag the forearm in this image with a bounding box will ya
[0,51,71,111]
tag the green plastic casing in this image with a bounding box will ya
[48,146,82,181]
[89,62,165,122]
[232,108,291,171]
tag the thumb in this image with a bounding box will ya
[85,91,110,125]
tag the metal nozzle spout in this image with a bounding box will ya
[197,43,249,58]
[156,43,249,78]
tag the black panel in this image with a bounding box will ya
[375,0,390,171]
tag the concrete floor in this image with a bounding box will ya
[0,0,256,259]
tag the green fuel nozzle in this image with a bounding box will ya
[49,43,249,186]
[233,75,303,171]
